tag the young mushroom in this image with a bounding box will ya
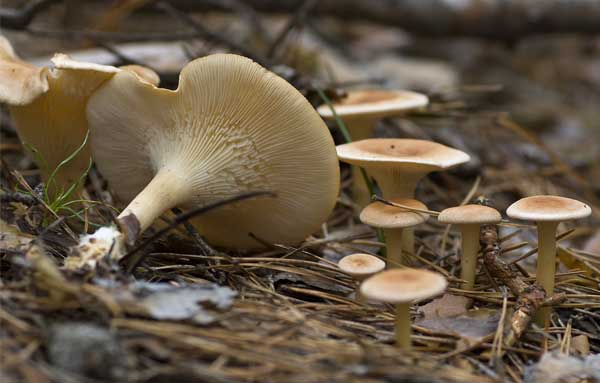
[0,37,159,198]
[360,268,447,350]
[339,138,469,255]
[507,195,591,325]
[438,204,502,289]
[360,198,429,266]
[317,90,428,207]
[85,53,340,250]
[338,253,385,300]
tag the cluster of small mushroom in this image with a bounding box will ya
[1,37,593,351]
[331,90,591,349]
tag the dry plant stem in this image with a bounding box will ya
[395,303,412,350]
[118,168,191,234]
[536,221,559,326]
[480,222,548,350]
[460,224,481,289]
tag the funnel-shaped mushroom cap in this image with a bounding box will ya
[1,38,159,195]
[360,268,447,303]
[337,139,470,171]
[438,204,502,225]
[317,89,428,120]
[86,54,340,249]
[507,196,591,222]
[338,253,385,278]
[0,36,48,105]
[360,198,428,229]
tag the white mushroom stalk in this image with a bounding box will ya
[0,36,159,198]
[85,53,340,250]
[507,195,591,326]
[317,90,428,208]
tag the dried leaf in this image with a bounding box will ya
[420,294,471,319]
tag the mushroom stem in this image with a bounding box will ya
[535,221,559,326]
[369,169,424,259]
[384,228,411,267]
[395,303,412,350]
[345,118,377,209]
[369,168,422,200]
[118,167,191,234]
[459,224,481,290]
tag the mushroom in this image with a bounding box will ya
[317,89,428,207]
[85,53,340,249]
[360,198,429,266]
[338,253,385,300]
[0,37,159,198]
[507,195,591,325]
[339,138,469,256]
[438,204,502,289]
[360,268,447,350]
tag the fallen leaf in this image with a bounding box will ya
[420,294,471,319]
[417,308,499,346]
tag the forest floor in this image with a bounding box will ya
[1,3,599,383]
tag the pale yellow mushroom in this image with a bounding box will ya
[338,253,385,300]
[337,138,470,256]
[507,195,591,326]
[360,198,428,266]
[317,90,428,208]
[438,204,502,289]
[0,36,159,199]
[85,53,340,249]
[360,268,447,350]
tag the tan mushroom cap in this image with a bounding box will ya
[360,268,447,303]
[0,35,49,105]
[337,138,470,171]
[317,89,428,119]
[507,195,591,222]
[438,204,502,225]
[360,198,428,229]
[338,253,385,278]
[0,38,159,196]
[86,53,340,249]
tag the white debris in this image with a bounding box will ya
[64,226,125,270]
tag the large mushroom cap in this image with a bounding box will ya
[507,195,591,222]
[438,204,502,225]
[0,35,49,105]
[336,138,470,172]
[87,53,340,249]
[338,253,385,278]
[317,89,428,120]
[360,268,447,303]
[1,37,159,195]
[360,198,428,229]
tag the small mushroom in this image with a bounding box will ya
[338,253,385,300]
[438,204,502,289]
[0,37,158,197]
[85,53,340,249]
[507,195,591,325]
[338,138,469,255]
[360,268,447,350]
[360,198,429,266]
[317,90,428,207]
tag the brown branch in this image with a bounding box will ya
[144,0,600,41]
